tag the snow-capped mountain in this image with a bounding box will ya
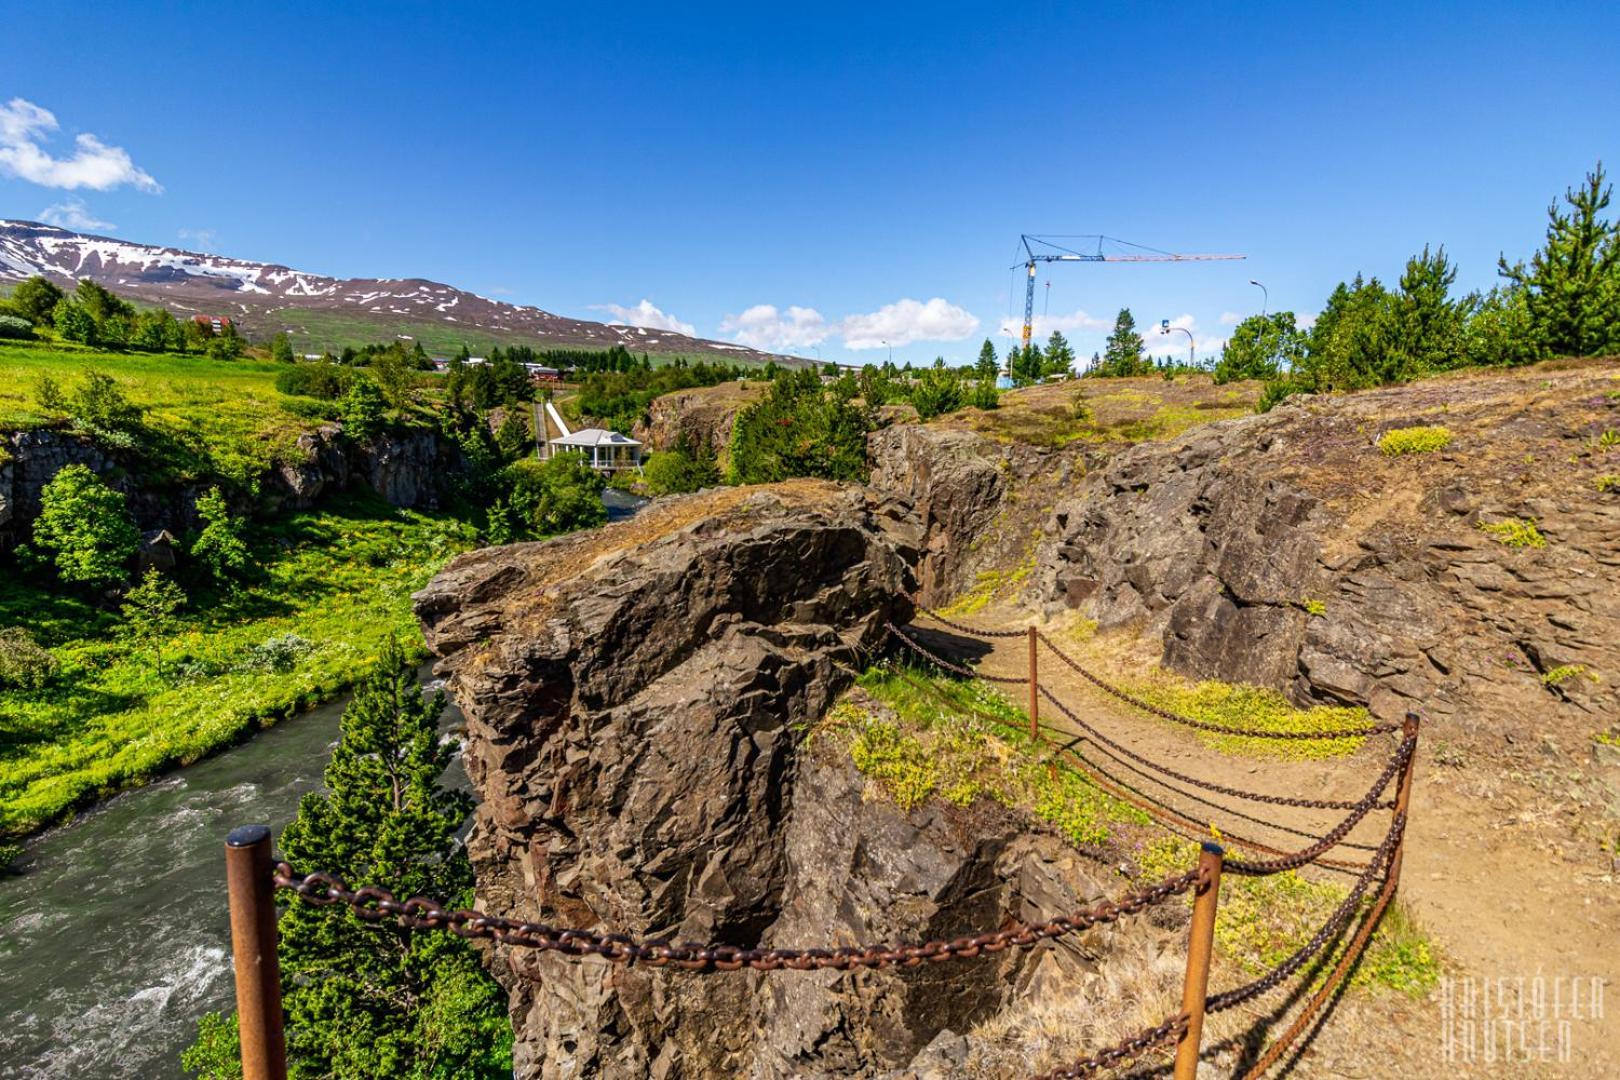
[0,220,784,363]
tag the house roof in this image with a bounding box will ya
[551,427,641,447]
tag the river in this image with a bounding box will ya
[0,490,648,1078]
[0,678,471,1079]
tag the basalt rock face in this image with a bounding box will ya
[1035,362,1620,728]
[867,425,1090,607]
[633,383,765,459]
[416,481,1114,1077]
[266,424,452,511]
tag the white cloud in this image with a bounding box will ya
[0,98,160,192]
[839,297,979,350]
[39,197,113,231]
[996,307,1110,340]
[719,303,830,350]
[178,227,218,251]
[593,299,696,338]
[1219,311,1243,325]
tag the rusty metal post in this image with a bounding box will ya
[1027,625,1039,740]
[1388,713,1420,890]
[1173,842,1224,1080]
[226,824,287,1080]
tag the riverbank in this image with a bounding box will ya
[0,670,471,1079]
[0,494,477,838]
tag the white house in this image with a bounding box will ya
[544,426,643,472]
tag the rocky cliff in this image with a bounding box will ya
[632,381,766,460]
[414,481,1149,1077]
[1033,361,1620,728]
[0,421,457,548]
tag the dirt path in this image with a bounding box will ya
[910,610,1620,1078]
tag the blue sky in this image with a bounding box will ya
[3,1,1617,364]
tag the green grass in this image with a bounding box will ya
[0,494,477,836]
[1477,517,1547,548]
[0,341,320,484]
[1377,425,1453,455]
[1133,834,1439,997]
[828,667,1149,845]
[1118,675,1374,760]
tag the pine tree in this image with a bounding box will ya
[1498,162,1620,358]
[183,639,512,1078]
[1096,308,1149,377]
[975,338,999,382]
[1043,330,1076,377]
[271,333,295,364]
[1387,245,1472,378]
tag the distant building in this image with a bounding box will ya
[545,427,643,472]
[191,314,233,336]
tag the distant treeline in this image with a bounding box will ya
[1208,162,1620,408]
[0,276,243,359]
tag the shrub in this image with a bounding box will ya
[505,452,606,537]
[641,435,719,496]
[1596,474,1620,494]
[274,363,354,400]
[190,487,250,583]
[69,370,145,436]
[0,314,34,339]
[240,633,315,674]
[339,376,387,442]
[729,369,870,484]
[34,464,140,588]
[1378,425,1453,455]
[1478,517,1547,548]
[0,626,58,689]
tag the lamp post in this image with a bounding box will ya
[1160,319,1195,369]
[1249,279,1268,316]
[882,339,892,366]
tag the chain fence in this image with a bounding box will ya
[221,605,1421,1080]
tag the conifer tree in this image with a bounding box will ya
[182,639,511,1079]
[1498,162,1620,358]
[1095,308,1149,377]
[1043,330,1076,377]
[975,338,998,382]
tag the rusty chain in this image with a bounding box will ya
[1208,810,1406,1015]
[1220,735,1412,877]
[271,863,1198,972]
[884,621,1027,684]
[900,612,1398,742]
[912,601,1032,639]
[1036,630,1399,742]
[1032,1012,1189,1079]
[1035,684,1399,815]
[886,663,1381,855]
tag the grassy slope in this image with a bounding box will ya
[0,341,316,483]
[0,343,481,835]
[842,665,1439,997]
[0,493,476,835]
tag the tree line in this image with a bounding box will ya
[1211,163,1620,408]
[0,276,244,359]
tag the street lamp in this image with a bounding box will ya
[1249,279,1268,316]
[882,339,892,366]
[1159,319,1194,369]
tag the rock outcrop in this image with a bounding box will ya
[866,425,1094,606]
[633,382,764,459]
[1035,362,1620,727]
[416,481,1137,1077]
[0,420,457,547]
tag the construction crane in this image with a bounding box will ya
[1013,235,1245,354]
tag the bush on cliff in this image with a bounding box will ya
[181,638,512,1079]
[505,452,607,537]
[728,368,871,484]
[642,433,719,495]
[33,465,140,590]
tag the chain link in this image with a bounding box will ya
[885,621,1027,683]
[1208,810,1407,1014]
[272,863,1197,972]
[1036,630,1399,742]
[1032,1012,1189,1079]
[1035,684,1400,814]
[912,601,1031,639]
